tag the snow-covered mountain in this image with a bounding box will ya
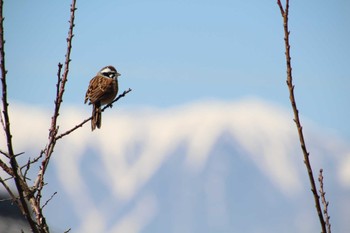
[1,99,349,232]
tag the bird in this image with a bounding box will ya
[84,65,121,131]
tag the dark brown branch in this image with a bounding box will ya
[55,63,63,104]
[21,150,45,179]
[0,148,9,158]
[277,0,285,15]
[276,1,327,233]
[0,104,4,129]
[55,88,132,141]
[0,0,39,231]
[102,88,133,111]
[30,2,77,232]
[319,169,331,233]
[0,176,26,216]
[2,175,13,182]
[0,177,17,202]
[11,151,25,158]
[55,117,90,140]
[42,191,57,210]
[35,0,77,190]
[22,158,33,180]
[0,157,13,176]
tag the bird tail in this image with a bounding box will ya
[92,104,102,131]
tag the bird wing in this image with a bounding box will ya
[85,75,116,104]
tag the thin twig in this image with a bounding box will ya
[22,158,32,180]
[276,1,327,232]
[102,88,133,111]
[0,183,42,203]
[42,191,57,210]
[0,148,9,158]
[55,63,63,104]
[319,169,331,233]
[13,151,25,157]
[55,88,132,141]
[21,150,45,170]
[55,117,90,140]
[21,150,45,179]
[2,175,13,182]
[0,195,16,202]
[0,177,20,205]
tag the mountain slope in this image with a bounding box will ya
[1,99,349,232]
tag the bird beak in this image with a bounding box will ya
[117,72,121,77]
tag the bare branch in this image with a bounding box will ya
[0,148,9,158]
[319,169,332,233]
[21,150,45,179]
[55,63,63,103]
[276,0,285,15]
[35,0,77,190]
[0,176,19,202]
[276,1,327,232]
[13,151,25,158]
[28,2,77,232]
[55,88,132,141]
[0,176,27,219]
[0,0,39,231]
[56,117,90,140]
[0,105,4,129]
[42,191,57,210]
[2,175,13,182]
[102,88,133,111]
[22,158,32,180]
[0,157,13,176]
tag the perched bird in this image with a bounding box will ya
[85,65,121,131]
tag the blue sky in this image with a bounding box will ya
[5,0,350,138]
[2,1,350,232]
[4,0,350,140]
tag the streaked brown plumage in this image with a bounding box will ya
[85,66,120,131]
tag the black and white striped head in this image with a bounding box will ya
[98,65,121,79]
